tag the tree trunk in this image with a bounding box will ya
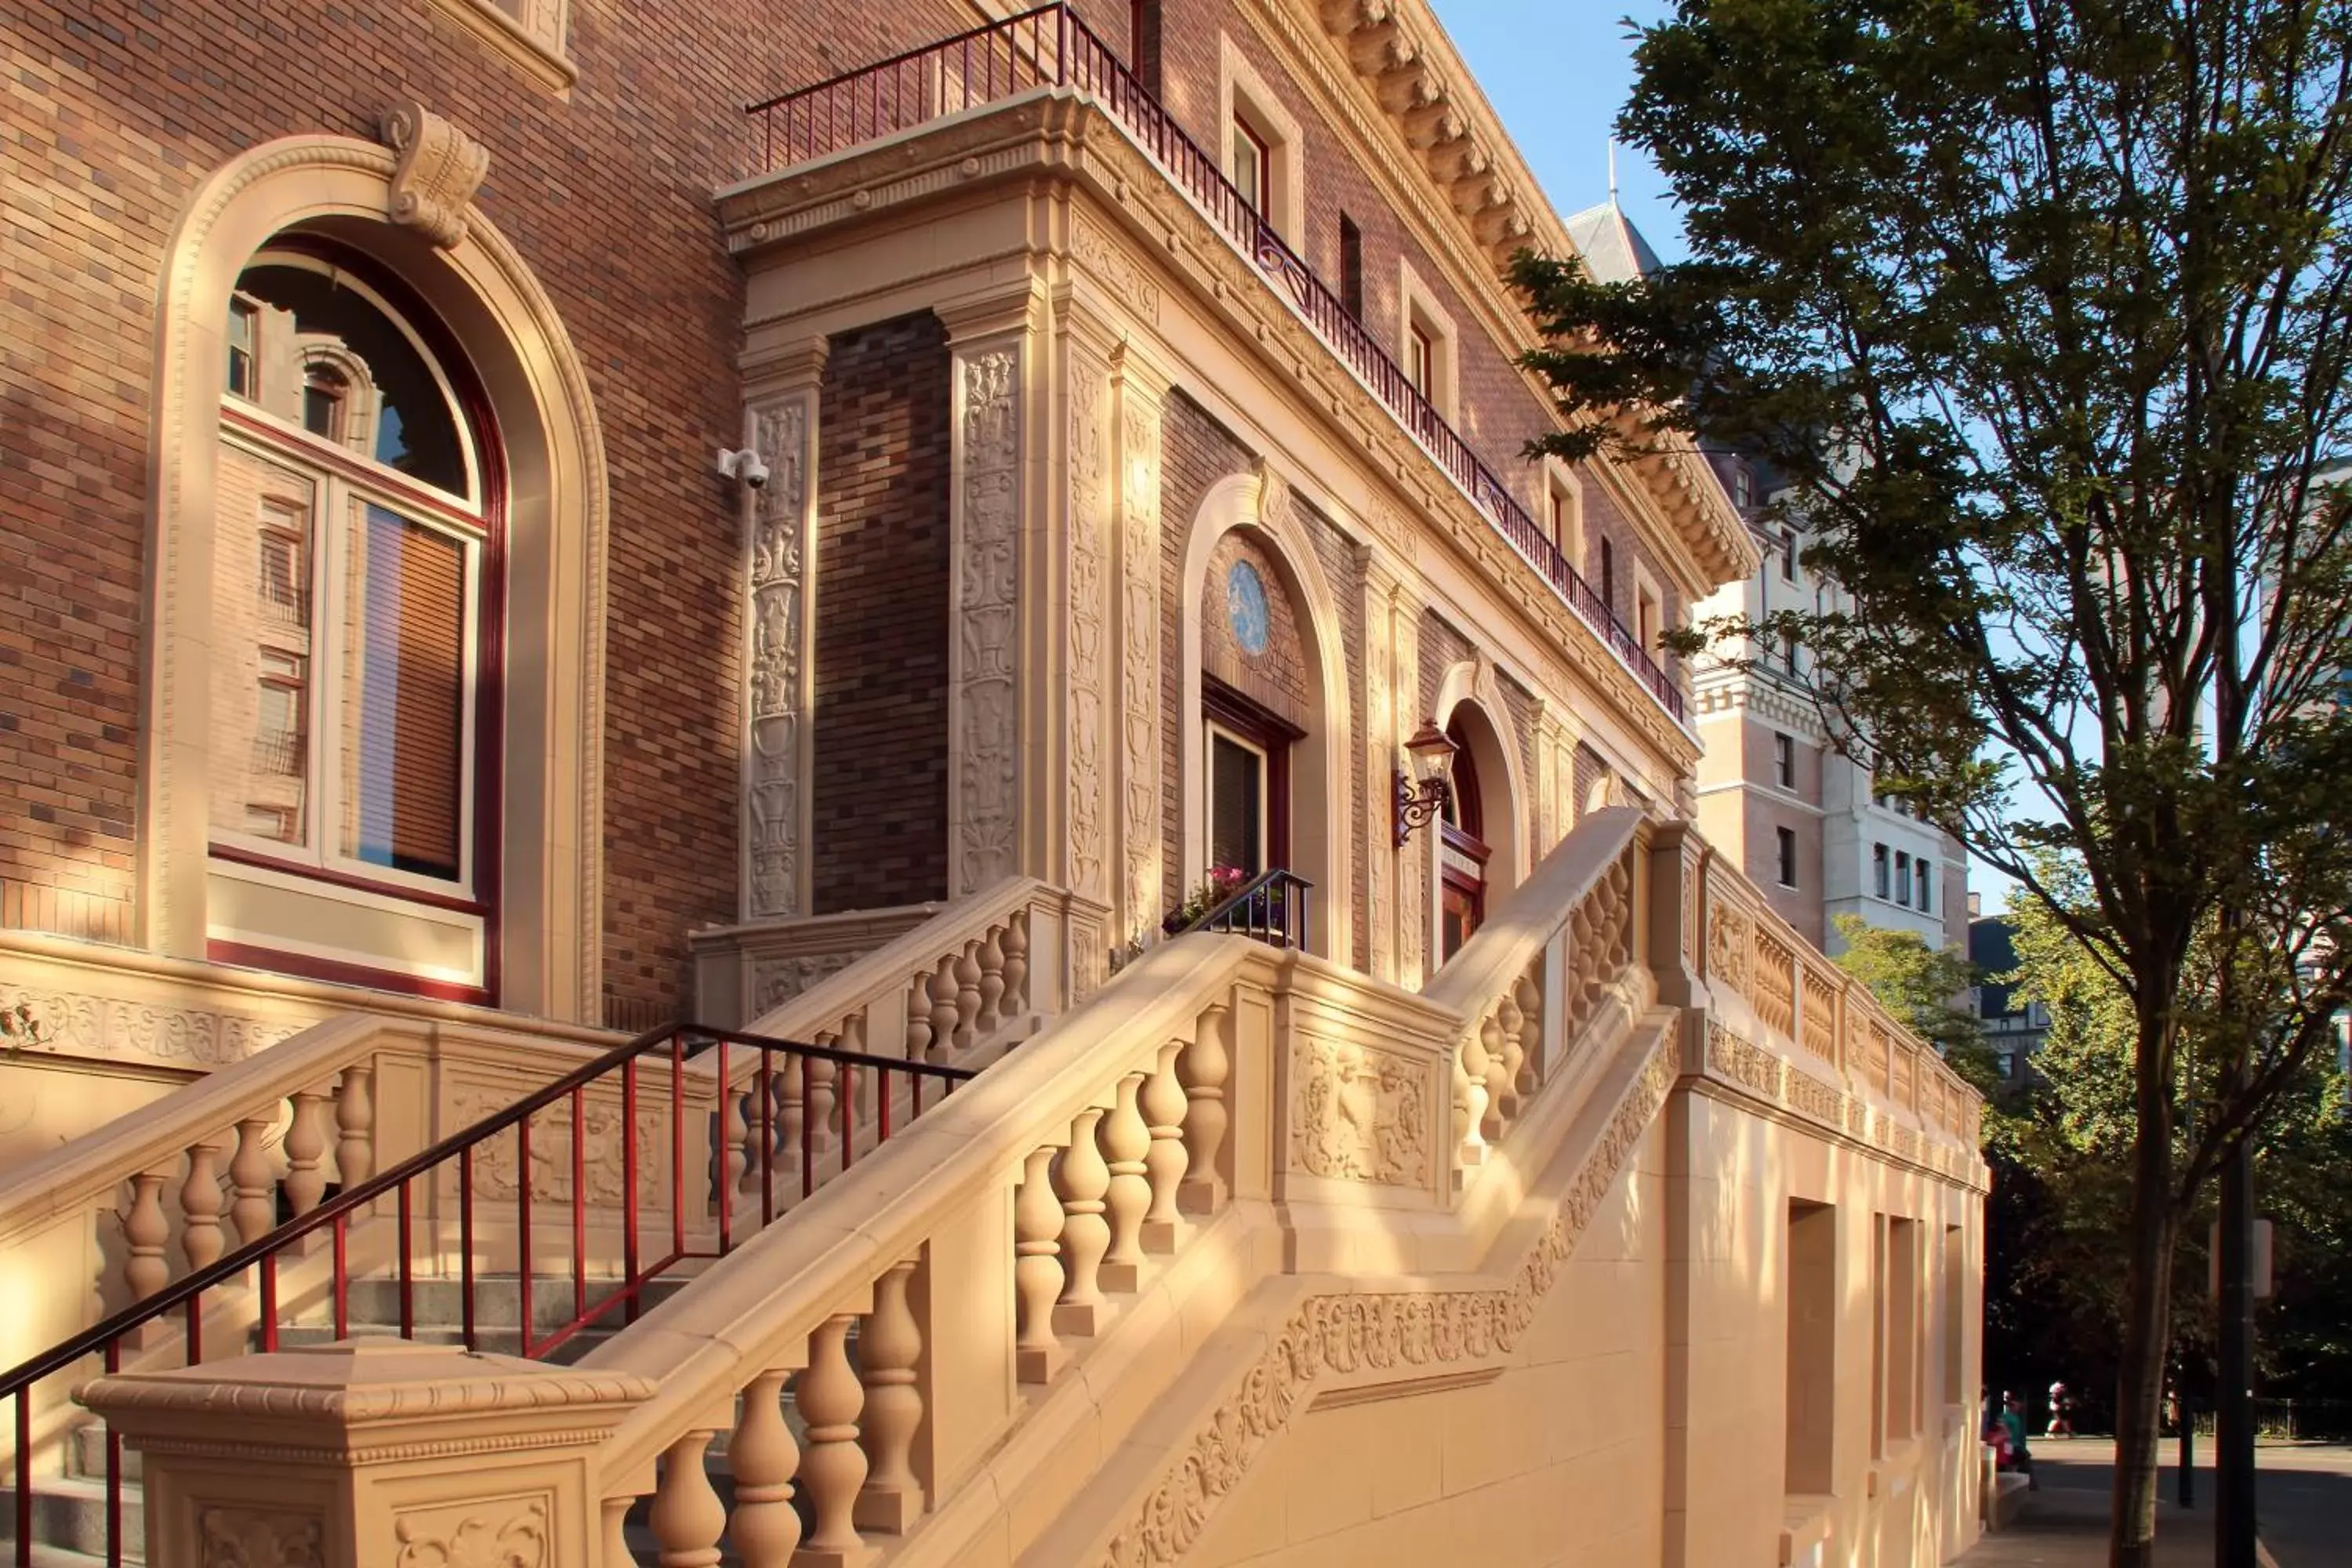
[2110,1029,2180,1568]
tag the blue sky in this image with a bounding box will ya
[1427,1,1687,264]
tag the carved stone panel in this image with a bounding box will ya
[1289,1034,1432,1187]
[953,347,1022,895]
[393,1497,550,1568]
[1067,349,1110,902]
[200,1506,325,1568]
[449,1088,665,1208]
[743,399,811,922]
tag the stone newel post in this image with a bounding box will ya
[80,1338,651,1568]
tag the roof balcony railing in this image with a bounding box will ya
[745,4,1687,725]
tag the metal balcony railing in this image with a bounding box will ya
[745,4,1687,724]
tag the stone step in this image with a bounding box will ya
[0,1473,146,1564]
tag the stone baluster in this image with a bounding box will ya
[779,1054,807,1180]
[282,1087,330,1216]
[1452,1034,1477,1158]
[1139,1040,1189,1252]
[838,1011,869,1149]
[648,1427,725,1567]
[122,1170,171,1299]
[1480,1010,1512,1142]
[1514,971,1544,1098]
[1176,1000,1230,1212]
[721,1080,750,1204]
[953,946,982,1051]
[796,1313,871,1566]
[927,959,960,1065]
[1000,910,1029,1018]
[178,1137,226,1274]
[902,972,934,1066]
[1051,1107,1112,1334]
[730,1367,801,1566]
[1458,1026,1491,1165]
[229,1114,278,1247]
[1098,1073,1150,1291]
[805,1052,839,1160]
[856,1258,924,1532]
[975,925,1006,1035]
[333,1062,375,1189]
[1014,1147,1069,1382]
[739,1069,772,1203]
[1493,989,1526,1126]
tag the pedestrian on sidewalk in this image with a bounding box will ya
[2046,1380,2074,1438]
[2000,1392,2038,1490]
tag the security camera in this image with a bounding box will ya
[717,446,770,490]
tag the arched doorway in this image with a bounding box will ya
[1438,709,1489,960]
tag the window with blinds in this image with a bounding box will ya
[210,249,488,902]
[347,506,466,880]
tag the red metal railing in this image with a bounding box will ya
[1,1022,971,1567]
[746,4,1687,724]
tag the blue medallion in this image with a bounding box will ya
[1226,559,1272,656]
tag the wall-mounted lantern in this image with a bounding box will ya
[1392,720,1459,846]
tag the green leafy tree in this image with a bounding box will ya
[1510,4,2352,1559]
[1829,913,1999,1089]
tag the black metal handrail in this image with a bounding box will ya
[1178,868,1312,950]
[742,4,1687,725]
[3,1022,974,1568]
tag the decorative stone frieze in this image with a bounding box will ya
[1100,1031,1682,1567]
[952,344,1023,896]
[378,101,489,249]
[0,967,309,1069]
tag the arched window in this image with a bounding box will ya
[208,246,497,910]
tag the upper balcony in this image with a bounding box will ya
[742,2,1688,728]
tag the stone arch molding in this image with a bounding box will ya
[140,123,609,1021]
[1177,466,1352,960]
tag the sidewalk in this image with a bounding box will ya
[1953,1436,2336,1568]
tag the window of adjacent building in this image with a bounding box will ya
[1777,826,1798,888]
[1783,631,1801,676]
[1733,466,1754,513]
[1232,115,1272,218]
[1780,526,1798,580]
[212,252,489,895]
[1775,732,1796,789]
[1874,842,1890,898]
[1339,213,1364,320]
[1128,0,1162,93]
[1918,860,1932,913]
[1406,322,1434,400]
[1785,1200,1837,1497]
[1896,851,1913,906]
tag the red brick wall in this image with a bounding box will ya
[810,312,952,915]
[0,0,972,1025]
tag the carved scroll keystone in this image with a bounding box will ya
[379,100,490,249]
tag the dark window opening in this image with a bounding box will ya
[1339,214,1364,319]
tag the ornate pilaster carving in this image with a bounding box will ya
[378,101,489,250]
[1359,553,1401,981]
[953,346,1023,895]
[1066,348,1110,903]
[742,397,813,922]
[1114,361,1164,943]
[1393,596,1426,987]
[1536,708,1566,855]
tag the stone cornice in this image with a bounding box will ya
[1254,0,1757,590]
[1691,673,1822,736]
[717,95,1699,767]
